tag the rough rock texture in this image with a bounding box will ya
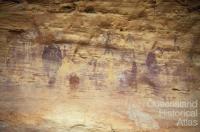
[0,0,200,131]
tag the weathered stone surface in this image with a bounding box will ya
[0,0,200,131]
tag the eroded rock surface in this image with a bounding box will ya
[0,0,200,131]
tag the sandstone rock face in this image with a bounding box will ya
[0,0,200,131]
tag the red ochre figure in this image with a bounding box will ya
[69,73,80,90]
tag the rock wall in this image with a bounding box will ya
[0,0,200,131]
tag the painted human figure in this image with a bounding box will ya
[118,61,137,92]
[126,34,135,46]
[118,71,128,91]
[42,44,62,85]
[146,50,160,75]
[62,45,67,58]
[145,49,160,94]
[173,34,180,51]
[69,73,80,91]
[6,46,17,67]
[128,61,137,90]
[103,32,113,55]
[89,59,97,72]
